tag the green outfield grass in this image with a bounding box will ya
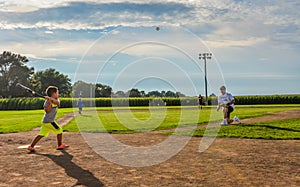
[64,108,201,133]
[0,108,75,133]
[63,105,300,135]
[1,105,300,140]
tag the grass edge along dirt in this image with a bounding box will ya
[168,118,300,140]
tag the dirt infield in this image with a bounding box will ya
[0,110,299,186]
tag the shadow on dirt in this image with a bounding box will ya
[38,150,104,187]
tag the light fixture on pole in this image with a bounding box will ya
[199,53,212,105]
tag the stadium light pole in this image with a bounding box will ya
[199,53,212,105]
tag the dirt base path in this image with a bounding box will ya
[0,110,299,186]
[57,112,78,126]
[242,110,300,123]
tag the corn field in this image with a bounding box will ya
[0,95,299,110]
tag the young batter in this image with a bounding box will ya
[28,86,69,152]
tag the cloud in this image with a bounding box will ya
[0,25,208,60]
[0,4,40,13]
[0,1,192,29]
[44,30,54,34]
[0,0,69,12]
[206,37,268,48]
[0,40,93,58]
[24,53,58,61]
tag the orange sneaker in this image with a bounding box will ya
[56,143,69,150]
[28,146,36,152]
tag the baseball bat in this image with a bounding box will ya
[16,83,45,98]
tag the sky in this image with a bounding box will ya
[0,0,299,96]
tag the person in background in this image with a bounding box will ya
[78,97,83,114]
[198,94,204,110]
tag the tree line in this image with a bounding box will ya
[0,51,185,98]
[73,81,185,98]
